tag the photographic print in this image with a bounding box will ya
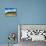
[18,24,46,41]
[5,8,16,16]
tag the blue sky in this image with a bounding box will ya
[5,8,16,13]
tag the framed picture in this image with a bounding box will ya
[18,24,46,41]
[5,8,17,16]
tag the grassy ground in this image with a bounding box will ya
[5,12,16,16]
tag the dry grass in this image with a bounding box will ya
[5,12,16,16]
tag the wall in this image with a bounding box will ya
[19,0,46,24]
[0,0,46,44]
